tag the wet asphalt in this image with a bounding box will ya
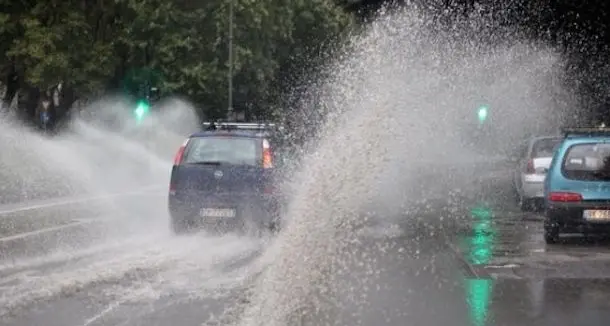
[1,164,610,326]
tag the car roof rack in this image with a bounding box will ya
[562,127,610,138]
[202,121,279,132]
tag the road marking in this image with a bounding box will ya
[82,301,123,326]
[0,219,105,242]
[0,185,165,217]
[485,263,520,269]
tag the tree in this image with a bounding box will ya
[1,0,123,125]
[0,0,34,108]
[8,1,118,95]
[1,0,356,123]
[267,0,354,119]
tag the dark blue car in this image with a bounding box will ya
[168,122,281,235]
[544,128,610,243]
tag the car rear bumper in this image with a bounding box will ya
[546,202,610,233]
[522,181,545,199]
[168,191,279,228]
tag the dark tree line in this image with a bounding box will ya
[2,0,610,130]
[0,0,355,129]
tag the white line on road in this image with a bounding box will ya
[81,301,123,326]
[485,263,520,269]
[0,185,165,217]
[0,219,105,242]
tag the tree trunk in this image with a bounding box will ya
[54,83,78,129]
[2,67,19,109]
[18,86,41,126]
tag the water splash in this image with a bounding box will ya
[8,98,194,184]
[0,96,200,238]
[236,6,571,325]
[0,97,272,319]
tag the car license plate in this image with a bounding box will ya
[583,210,610,221]
[200,208,236,219]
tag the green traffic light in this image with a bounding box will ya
[134,100,150,121]
[477,105,488,123]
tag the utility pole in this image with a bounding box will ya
[227,0,234,120]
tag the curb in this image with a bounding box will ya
[440,224,485,279]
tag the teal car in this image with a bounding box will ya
[544,128,610,244]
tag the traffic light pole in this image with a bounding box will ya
[143,80,151,103]
[227,0,234,120]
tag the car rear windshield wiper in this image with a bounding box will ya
[187,161,224,166]
[186,161,258,167]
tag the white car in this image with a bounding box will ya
[512,136,563,211]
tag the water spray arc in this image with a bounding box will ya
[236,6,571,326]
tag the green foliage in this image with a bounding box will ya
[5,1,117,94]
[0,0,354,118]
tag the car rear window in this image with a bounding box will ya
[531,138,562,158]
[562,143,610,181]
[183,136,261,166]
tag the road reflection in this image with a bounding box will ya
[464,202,496,326]
[486,278,610,326]
[468,204,496,265]
[466,278,493,326]
[459,202,610,326]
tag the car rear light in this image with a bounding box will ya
[173,138,189,166]
[526,159,535,174]
[169,183,176,196]
[548,191,582,202]
[262,139,273,169]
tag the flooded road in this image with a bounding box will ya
[1,166,610,326]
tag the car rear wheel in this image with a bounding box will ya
[240,220,265,237]
[519,197,532,212]
[269,220,281,233]
[171,216,192,235]
[544,225,560,244]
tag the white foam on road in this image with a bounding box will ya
[0,186,165,217]
[81,300,123,326]
[356,223,404,239]
[0,232,265,318]
[0,219,102,242]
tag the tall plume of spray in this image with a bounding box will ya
[65,96,200,187]
[237,4,572,325]
[0,96,199,230]
[0,110,88,204]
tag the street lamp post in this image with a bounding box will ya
[227,0,234,120]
